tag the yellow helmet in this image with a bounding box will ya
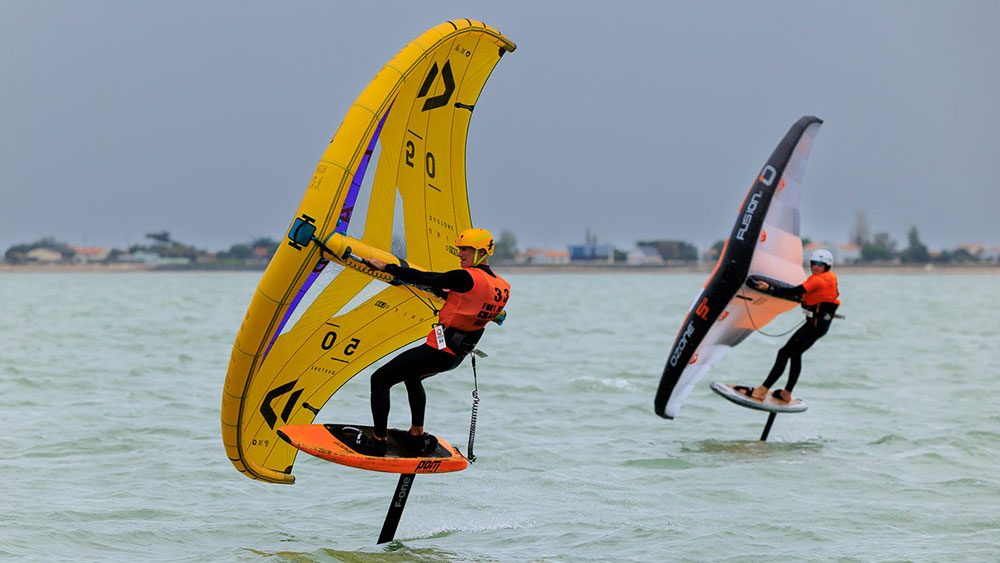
[455,228,494,256]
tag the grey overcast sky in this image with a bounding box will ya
[2,1,998,252]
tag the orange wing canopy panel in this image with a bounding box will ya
[222,21,515,484]
[654,116,824,419]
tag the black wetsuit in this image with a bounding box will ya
[761,284,839,393]
[369,263,497,438]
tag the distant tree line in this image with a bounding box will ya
[493,229,518,261]
[637,240,699,261]
[5,220,994,267]
[3,232,281,266]
[3,237,76,263]
[849,211,987,264]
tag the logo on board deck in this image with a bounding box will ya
[417,61,455,111]
[260,380,303,429]
[416,460,442,473]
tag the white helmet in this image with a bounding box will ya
[809,249,834,267]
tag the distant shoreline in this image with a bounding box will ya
[502,264,1000,275]
[2,263,998,275]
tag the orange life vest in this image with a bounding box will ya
[801,270,840,307]
[425,267,510,349]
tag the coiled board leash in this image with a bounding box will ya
[464,350,486,463]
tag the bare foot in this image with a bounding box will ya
[751,386,769,401]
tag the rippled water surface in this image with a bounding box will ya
[2,271,998,561]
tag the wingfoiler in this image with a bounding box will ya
[654,116,824,421]
[221,21,515,490]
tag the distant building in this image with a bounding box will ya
[517,248,570,265]
[72,246,110,263]
[635,240,698,263]
[954,244,1000,263]
[957,244,985,259]
[626,244,665,265]
[835,243,861,264]
[981,246,1000,264]
[568,243,613,263]
[120,251,191,266]
[26,248,63,263]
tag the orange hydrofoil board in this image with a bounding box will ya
[277,423,469,474]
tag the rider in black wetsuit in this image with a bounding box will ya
[744,249,841,403]
[354,228,510,457]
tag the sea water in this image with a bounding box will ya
[1,271,998,561]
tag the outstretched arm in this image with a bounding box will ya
[366,258,474,293]
[768,283,805,300]
[747,275,804,301]
[385,264,474,293]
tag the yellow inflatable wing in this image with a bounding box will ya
[222,20,516,484]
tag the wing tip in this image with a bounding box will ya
[653,402,674,420]
[800,115,824,126]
